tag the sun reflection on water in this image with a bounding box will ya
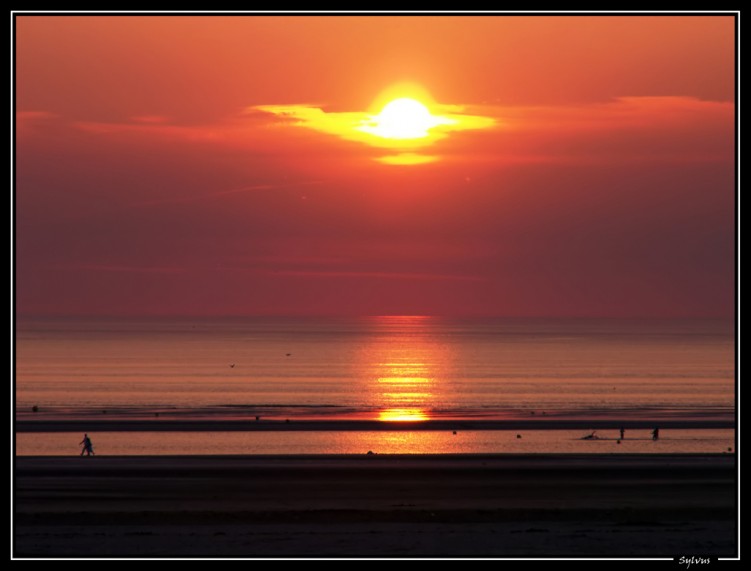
[358,316,455,423]
[377,409,430,422]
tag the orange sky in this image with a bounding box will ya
[15,15,736,317]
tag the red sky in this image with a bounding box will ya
[15,15,736,317]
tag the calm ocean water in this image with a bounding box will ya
[16,316,734,423]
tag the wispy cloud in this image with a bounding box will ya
[16,110,58,121]
[73,120,223,141]
[16,110,60,134]
[130,115,170,124]
[49,264,185,274]
[130,180,324,208]
[496,96,733,132]
[252,268,484,282]
[451,96,734,165]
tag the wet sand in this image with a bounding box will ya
[14,454,736,557]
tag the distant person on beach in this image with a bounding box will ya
[79,434,94,456]
[652,427,660,441]
[620,427,625,440]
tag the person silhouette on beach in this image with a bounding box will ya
[651,427,660,441]
[79,434,94,456]
[620,427,625,440]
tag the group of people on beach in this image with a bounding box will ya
[75,427,663,455]
[583,428,660,441]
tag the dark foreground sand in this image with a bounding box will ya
[14,454,736,557]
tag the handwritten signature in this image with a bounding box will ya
[678,556,711,568]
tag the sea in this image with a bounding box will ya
[15,316,735,455]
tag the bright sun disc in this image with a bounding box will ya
[359,97,454,140]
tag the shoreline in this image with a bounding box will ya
[15,418,735,433]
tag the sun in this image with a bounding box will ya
[358,97,455,140]
[256,83,496,164]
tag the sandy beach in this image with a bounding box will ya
[14,454,736,557]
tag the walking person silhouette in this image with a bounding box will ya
[79,433,95,456]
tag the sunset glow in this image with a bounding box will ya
[15,16,734,317]
[14,14,737,559]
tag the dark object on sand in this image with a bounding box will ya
[286,353,292,357]
[582,431,599,440]
[32,405,38,413]
[367,450,374,455]
[620,427,625,440]
[516,434,522,439]
[452,431,457,435]
[652,427,660,441]
[230,364,235,368]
